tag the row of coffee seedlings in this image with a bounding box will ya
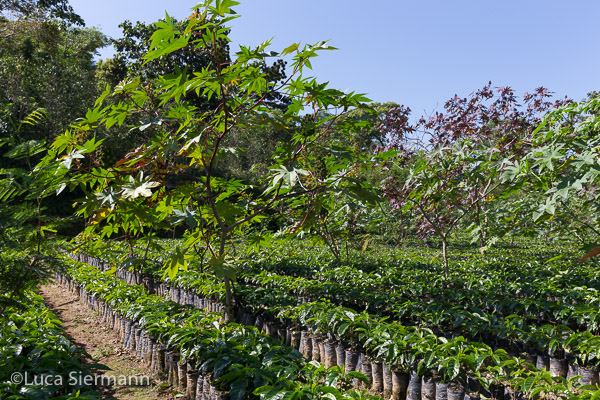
[69,251,227,313]
[67,252,398,396]
[71,237,600,338]
[70,248,600,382]
[164,264,596,392]
[68,245,600,370]
[156,238,600,334]
[240,269,600,378]
[67,252,403,397]
[63,253,504,399]
[0,291,103,399]
[55,259,379,400]
[64,251,600,400]
[238,267,600,384]
[235,247,600,363]
[55,272,225,400]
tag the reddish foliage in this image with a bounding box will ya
[377,83,570,240]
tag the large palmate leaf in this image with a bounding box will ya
[121,174,160,200]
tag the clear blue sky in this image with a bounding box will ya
[69,0,600,118]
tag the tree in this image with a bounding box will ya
[218,110,294,184]
[0,109,61,316]
[0,3,106,237]
[109,18,289,111]
[44,0,382,321]
[0,0,84,25]
[0,0,97,312]
[510,94,600,258]
[92,16,290,167]
[339,101,403,152]
[286,189,377,263]
[0,19,107,145]
[395,140,503,274]
[381,84,566,273]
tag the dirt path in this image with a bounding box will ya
[39,283,175,400]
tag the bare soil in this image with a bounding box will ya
[39,283,179,400]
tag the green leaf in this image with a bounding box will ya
[4,140,46,160]
[521,376,537,394]
[121,174,160,200]
[209,256,238,281]
[281,42,300,56]
[446,357,460,381]
[230,379,247,400]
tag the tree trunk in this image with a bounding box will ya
[481,215,489,249]
[223,276,234,322]
[219,234,235,323]
[442,235,449,276]
[474,187,487,250]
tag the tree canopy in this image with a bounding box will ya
[0,0,84,25]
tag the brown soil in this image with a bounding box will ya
[39,283,179,400]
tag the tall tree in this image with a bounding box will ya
[0,108,59,315]
[109,18,289,111]
[93,16,290,167]
[45,0,382,322]
[0,0,105,239]
[0,19,106,146]
[381,84,566,272]
[509,93,600,256]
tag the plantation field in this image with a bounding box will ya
[42,237,598,400]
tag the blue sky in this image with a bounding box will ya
[69,0,600,118]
